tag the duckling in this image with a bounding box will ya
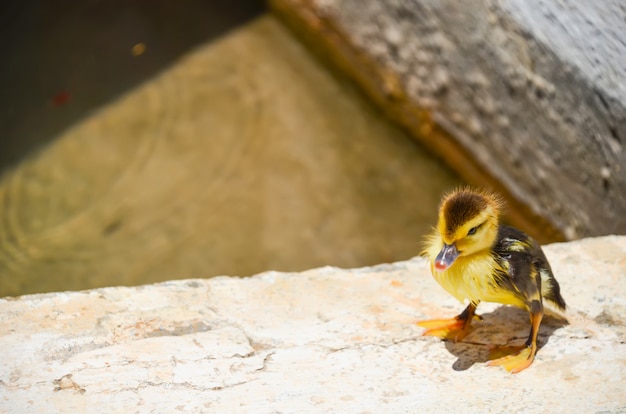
[418,188,566,373]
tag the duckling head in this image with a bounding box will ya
[433,188,502,271]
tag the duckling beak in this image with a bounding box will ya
[434,243,459,271]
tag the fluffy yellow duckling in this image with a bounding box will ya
[418,188,566,373]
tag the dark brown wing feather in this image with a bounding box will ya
[493,226,567,310]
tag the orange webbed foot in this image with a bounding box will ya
[416,314,481,342]
[487,345,536,373]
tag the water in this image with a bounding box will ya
[0,4,461,296]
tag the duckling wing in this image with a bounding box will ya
[495,226,566,310]
[494,248,540,308]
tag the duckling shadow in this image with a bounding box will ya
[442,305,568,371]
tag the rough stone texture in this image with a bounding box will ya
[1,236,625,412]
[270,0,626,240]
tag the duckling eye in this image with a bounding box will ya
[467,226,478,236]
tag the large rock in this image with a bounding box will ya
[270,0,626,241]
[1,235,625,412]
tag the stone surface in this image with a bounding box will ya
[270,0,626,240]
[1,236,625,412]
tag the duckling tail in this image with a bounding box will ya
[545,273,567,310]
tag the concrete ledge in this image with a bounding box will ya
[1,235,625,412]
[269,0,626,241]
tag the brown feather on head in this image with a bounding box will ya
[437,187,503,244]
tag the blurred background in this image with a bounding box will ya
[0,0,462,297]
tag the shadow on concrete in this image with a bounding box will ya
[0,0,265,174]
[442,305,569,371]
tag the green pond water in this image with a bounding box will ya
[0,2,461,297]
